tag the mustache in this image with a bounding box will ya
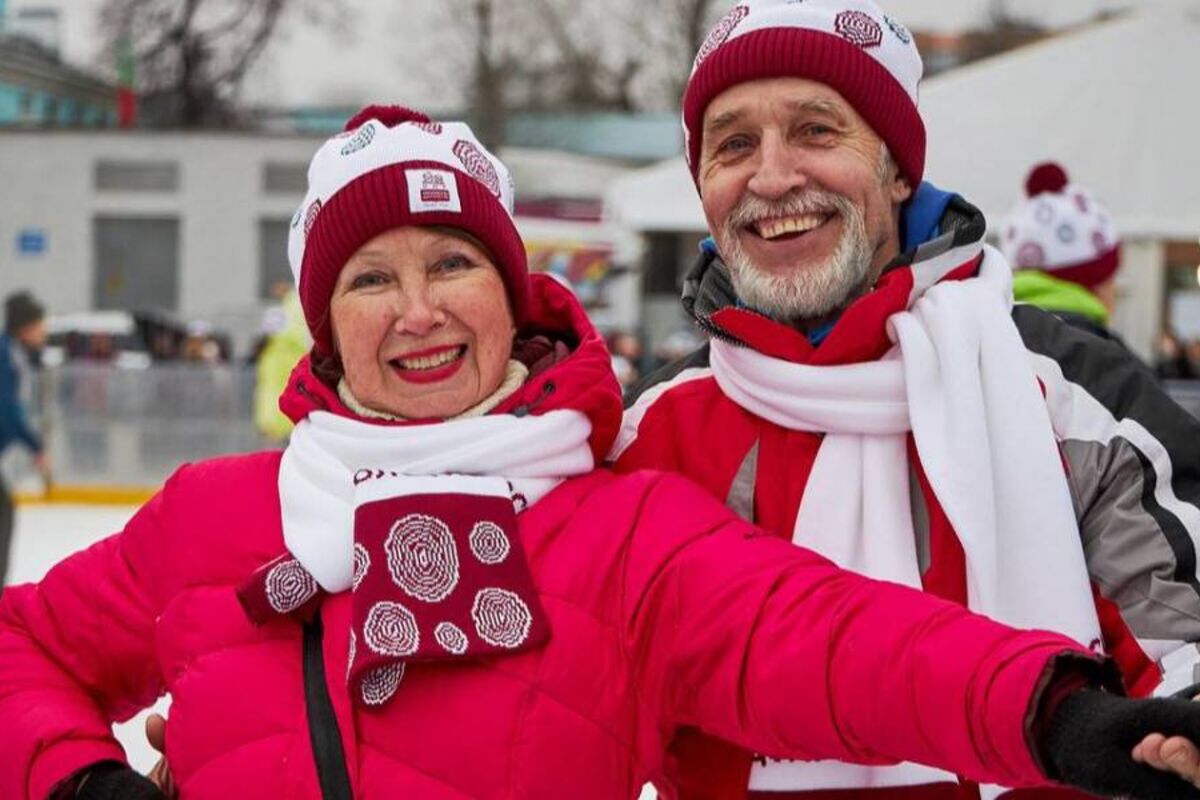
[726,188,853,230]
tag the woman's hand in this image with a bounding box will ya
[145,713,178,799]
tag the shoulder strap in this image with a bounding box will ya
[303,615,354,800]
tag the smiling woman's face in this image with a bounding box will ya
[329,226,515,420]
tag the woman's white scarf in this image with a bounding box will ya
[278,408,595,592]
[711,246,1100,795]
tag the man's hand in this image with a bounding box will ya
[1135,733,1200,787]
[145,713,177,799]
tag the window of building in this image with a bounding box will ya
[92,216,181,311]
[262,162,308,194]
[258,219,294,300]
[94,160,181,192]
[1164,241,1200,341]
[642,231,705,296]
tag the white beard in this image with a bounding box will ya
[718,188,873,322]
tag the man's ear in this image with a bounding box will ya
[890,172,913,205]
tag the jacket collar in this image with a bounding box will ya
[682,187,988,366]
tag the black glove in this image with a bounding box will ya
[1042,689,1200,799]
[73,762,166,800]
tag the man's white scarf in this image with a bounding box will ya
[711,246,1100,795]
[278,408,595,592]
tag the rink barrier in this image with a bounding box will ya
[5,366,1200,506]
[14,485,158,507]
[5,361,269,493]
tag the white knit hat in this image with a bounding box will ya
[1000,162,1121,288]
[287,105,526,355]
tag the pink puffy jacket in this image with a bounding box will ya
[0,276,1090,799]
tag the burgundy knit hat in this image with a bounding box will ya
[1000,162,1121,288]
[682,0,925,187]
[287,105,529,355]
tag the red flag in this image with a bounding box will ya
[116,35,137,128]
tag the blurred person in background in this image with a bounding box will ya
[606,330,644,389]
[253,287,311,442]
[181,322,225,365]
[0,291,50,586]
[649,326,704,374]
[1000,162,1124,342]
[1156,330,1195,381]
[8,106,1200,800]
[1186,339,1200,380]
[84,331,116,362]
[614,1,1200,797]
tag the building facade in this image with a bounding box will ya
[0,7,117,129]
[0,129,641,355]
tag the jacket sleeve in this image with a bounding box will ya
[0,488,172,799]
[608,345,712,472]
[0,343,42,453]
[621,470,1090,789]
[1016,305,1200,697]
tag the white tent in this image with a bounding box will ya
[604,155,705,233]
[922,1,1200,239]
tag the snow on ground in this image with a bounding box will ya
[7,502,659,797]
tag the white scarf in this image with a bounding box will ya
[711,246,1101,796]
[278,408,595,592]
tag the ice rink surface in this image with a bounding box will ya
[6,502,658,798]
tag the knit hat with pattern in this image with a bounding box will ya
[1000,162,1121,288]
[288,105,528,355]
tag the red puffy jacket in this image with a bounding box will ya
[0,276,1088,799]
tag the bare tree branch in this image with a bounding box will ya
[97,0,351,127]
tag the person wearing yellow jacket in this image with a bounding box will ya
[253,289,311,442]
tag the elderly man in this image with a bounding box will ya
[612,1,1200,797]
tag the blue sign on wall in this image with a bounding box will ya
[16,228,47,256]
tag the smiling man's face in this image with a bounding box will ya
[697,76,912,322]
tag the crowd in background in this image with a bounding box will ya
[25,302,1200,401]
[1155,331,1200,382]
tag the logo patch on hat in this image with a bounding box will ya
[835,10,883,48]
[406,169,462,214]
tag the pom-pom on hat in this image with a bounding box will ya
[1000,162,1121,288]
[682,0,926,187]
[288,105,527,355]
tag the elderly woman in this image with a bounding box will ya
[3,107,1200,800]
